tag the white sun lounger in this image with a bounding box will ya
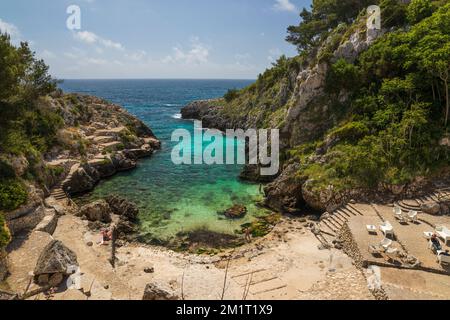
[393,206,404,221]
[436,226,450,245]
[437,251,450,265]
[380,221,394,238]
[407,210,418,223]
[380,238,393,250]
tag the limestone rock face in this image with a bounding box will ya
[264,163,305,213]
[80,200,112,223]
[142,282,179,300]
[34,240,78,286]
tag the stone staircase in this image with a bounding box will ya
[394,189,450,213]
[318,204,365,243]
[49,163,80,202]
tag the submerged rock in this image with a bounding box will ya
[34,240,78,286]
[223,205,247,219]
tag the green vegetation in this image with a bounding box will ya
[286,0,374,53]
[0,179,28,211]
[0,33,64,202]
[292,2,449,191]
[218,55,302,128]
[219,1,449,197]
[0,213,11,249]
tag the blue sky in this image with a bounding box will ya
[0,0,311,79]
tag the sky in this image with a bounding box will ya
[0,0,312,79]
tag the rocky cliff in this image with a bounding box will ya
[2,93,160,237]
[182,3,450,213]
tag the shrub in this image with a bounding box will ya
[0,179,28,211]
[0,213,11,248]
[0,160,16,179]
[407,0,434,23]
[326,59,360,95]
[224,89,239,102]
[328,121,370,143]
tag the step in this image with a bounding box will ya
[93,136,116,144]
[319,222,336,236]
[334,211,348,222]
[321,219,338,233]
[327,217,342,230]
[332,212,347,224]
[99,141,123,150]
[328,215,343,228]
[94,126,127,137]
[347,204,364,216]
[336,209,351,218]
[342,207,357,217]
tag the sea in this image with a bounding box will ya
[59,79,270,244]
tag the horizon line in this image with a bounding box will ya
[58,78,257,81]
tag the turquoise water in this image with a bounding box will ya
[59,80,270,243]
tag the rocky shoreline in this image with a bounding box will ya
[1,93,161,283]
[182,100,450,215]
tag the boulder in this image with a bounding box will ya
[223,205,247,219]
[123,148,152,160]
[142,282,179,300]
[116,219,136,236]
[6,205,46,236]
[80,200,112,223]
[421,202,441,215]
[88,158,116,178]
[264,163,305,213]
[34,208,58,235]
[111,152,136,171]
[105,195,139,221]
[34,240,78,286]
[63,164,100,195]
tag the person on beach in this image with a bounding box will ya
[430,234,442,253]
[245,227,252,243]
[99,228,113,245]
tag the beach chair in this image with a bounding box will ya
[384,248,399,263]
[435,226,450,245]
[366,225,377,234]
[393,206,405,222]
[437,251,450,265]
[380,238,393,251]
[407,210,418,223]
[380,221,394,238]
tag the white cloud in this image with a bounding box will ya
[40,50,56,59]
[0,18,21,41]
[73,30,124,51]
[273,0,297,13]
[163,37,209,65]
[125,50,148,62]
[268,48,282,63]
[235,53,251,61]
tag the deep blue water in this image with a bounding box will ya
[59,79,270,242]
